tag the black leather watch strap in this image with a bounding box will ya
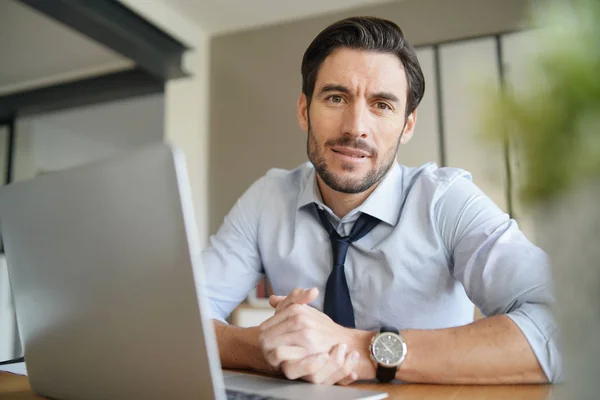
[381,326,399,334]
[376,326,400,383]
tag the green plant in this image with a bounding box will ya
[484,0,600,204]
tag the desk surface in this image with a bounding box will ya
[0,371,553,399]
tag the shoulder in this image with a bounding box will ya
[405,163,505,225]
[262,162,312,187]
[401,162,475,201]
[241,162,312,203]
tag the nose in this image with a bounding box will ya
[340,101,370,139]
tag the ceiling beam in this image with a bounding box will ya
[17,0,189,80]
[0,68,163,121]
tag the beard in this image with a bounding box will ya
[306,116,403,194]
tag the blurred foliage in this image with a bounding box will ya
[483,0,600,204]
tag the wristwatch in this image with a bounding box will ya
[369,326,407,383]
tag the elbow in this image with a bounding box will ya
[505,305,563,384]
[544,341,563,384]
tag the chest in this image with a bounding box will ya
[259,211,452,299]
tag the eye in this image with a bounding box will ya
[328,95,344,104]
[375,102,392,111]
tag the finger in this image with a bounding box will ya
[268,295,286,308]
[265,345,308,369]
[281,353,329,381]
[324,350,360,386]
[304,343,347,384]
[260,302,309,332]
[261,327,321,354]
[260,309,317,347]
[337,371,358,386]
[275,287,318,313]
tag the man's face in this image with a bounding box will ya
[298,48,416,194]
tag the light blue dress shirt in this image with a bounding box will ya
[200,161,561,382]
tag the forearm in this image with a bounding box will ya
[213,320,275,374]
[401,315,547,384]
[351,315,548,384]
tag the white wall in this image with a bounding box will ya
[32,128,118,174]
[164,42,210,248]
[12,94,164,181]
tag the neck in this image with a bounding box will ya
[316,176,381,218]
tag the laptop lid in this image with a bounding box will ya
[0,142,224,399]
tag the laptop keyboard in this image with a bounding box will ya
[225,389,282,400]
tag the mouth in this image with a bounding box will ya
[331,146,371,160]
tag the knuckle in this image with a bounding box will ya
[288,303,302,314]
[299,328,312,343]
[290,314,305,329]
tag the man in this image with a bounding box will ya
[201,17,561,385]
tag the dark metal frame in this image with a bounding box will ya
[0,0,190,121]
[17,0,188,81]
[0,68,164,121]
[415,28,525,49]
[1,116,16,185]
[432,45,447,167]
[495,35,514,217]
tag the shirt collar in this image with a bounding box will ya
[297,162,404,227]
[297,166,323,209]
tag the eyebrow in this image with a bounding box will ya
[317,84,400,103]
[318,84,350,96]
[371,91,400,103]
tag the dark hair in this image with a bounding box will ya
[301,17,425,118]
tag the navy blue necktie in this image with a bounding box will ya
[315,204,380,328]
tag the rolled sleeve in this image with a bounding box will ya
[436,175,562,382]
[199,177,266,323]
[507,303,562,382]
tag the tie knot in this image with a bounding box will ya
[331,237,351,266]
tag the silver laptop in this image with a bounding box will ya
[0,142,387,400]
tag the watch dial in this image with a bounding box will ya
[373,333,404,366]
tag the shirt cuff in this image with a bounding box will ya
[208,303,230,325]
[506,304,563,383]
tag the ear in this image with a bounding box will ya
[297,93,309,132]
[400,108,417,144]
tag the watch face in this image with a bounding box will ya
[372,333,405,367]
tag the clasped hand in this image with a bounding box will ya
[258,288,359,385]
